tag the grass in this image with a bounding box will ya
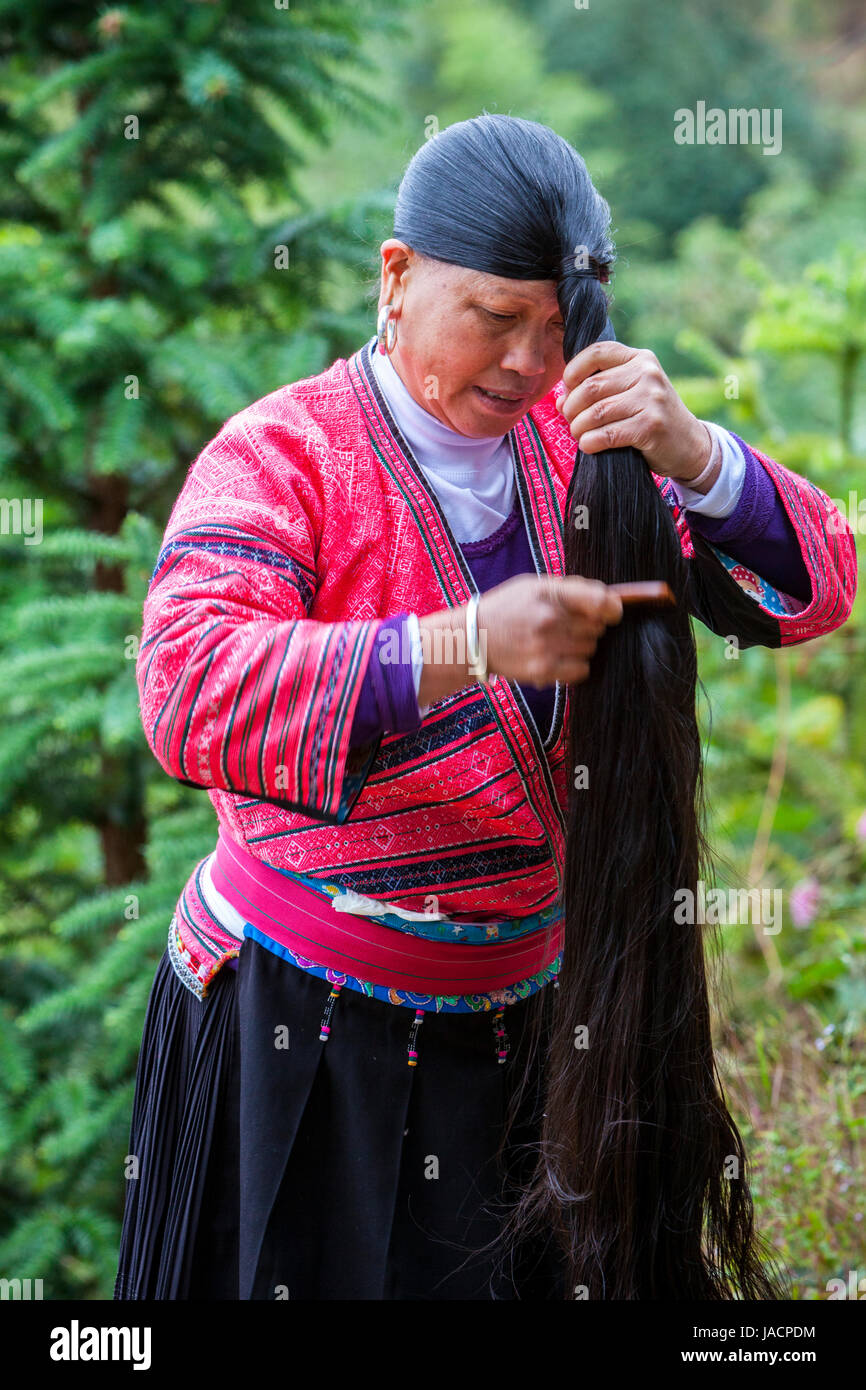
[717,1002,866,1300]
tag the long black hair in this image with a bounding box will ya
[394,114,786,1299]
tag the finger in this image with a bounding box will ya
[561,658,592,685]
[538,656,591,688]
[557,360,642,421]
[561,341,636,392]
[559,611,606,643]
[562,627,603,653]
[567,383,648,450]
[555,577,624,624]
[551,631,600,662]
[547,597,607,636]
[609,581,676,608]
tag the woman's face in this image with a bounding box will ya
[378,240,567,437]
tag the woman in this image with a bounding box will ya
[115,114,855,1300]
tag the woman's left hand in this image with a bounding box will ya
[555,340,712,484]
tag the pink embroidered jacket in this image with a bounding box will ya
[137,340,857,921]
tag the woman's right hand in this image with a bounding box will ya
[477,574,623,688]
[417,574,627,708]
[416,575,673,706]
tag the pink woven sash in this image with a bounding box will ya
[210,827,563,994]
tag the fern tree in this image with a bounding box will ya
[0,0,404,1297]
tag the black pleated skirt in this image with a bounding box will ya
[114,936,567,1301]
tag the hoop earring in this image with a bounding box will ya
[376,302,398,355]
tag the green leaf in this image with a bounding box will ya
[788,695,845,750]
[181,52,244,107]
[100,672,142,751]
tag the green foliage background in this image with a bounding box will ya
[0,0,863,1299]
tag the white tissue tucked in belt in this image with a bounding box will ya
[329,887,450,921]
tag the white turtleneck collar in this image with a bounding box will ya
[368,338,516,543]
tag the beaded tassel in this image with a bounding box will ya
[407,1008,424,1067]
[319,982,344,1042]
[492,1005,510,1064]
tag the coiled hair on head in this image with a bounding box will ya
[392,111,615,298]
[392,114,787,1298]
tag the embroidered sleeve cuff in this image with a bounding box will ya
[685,434,779,546]
[682,434,812,602]
[348,613,424,748]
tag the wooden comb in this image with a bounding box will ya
[609,581,676,608]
